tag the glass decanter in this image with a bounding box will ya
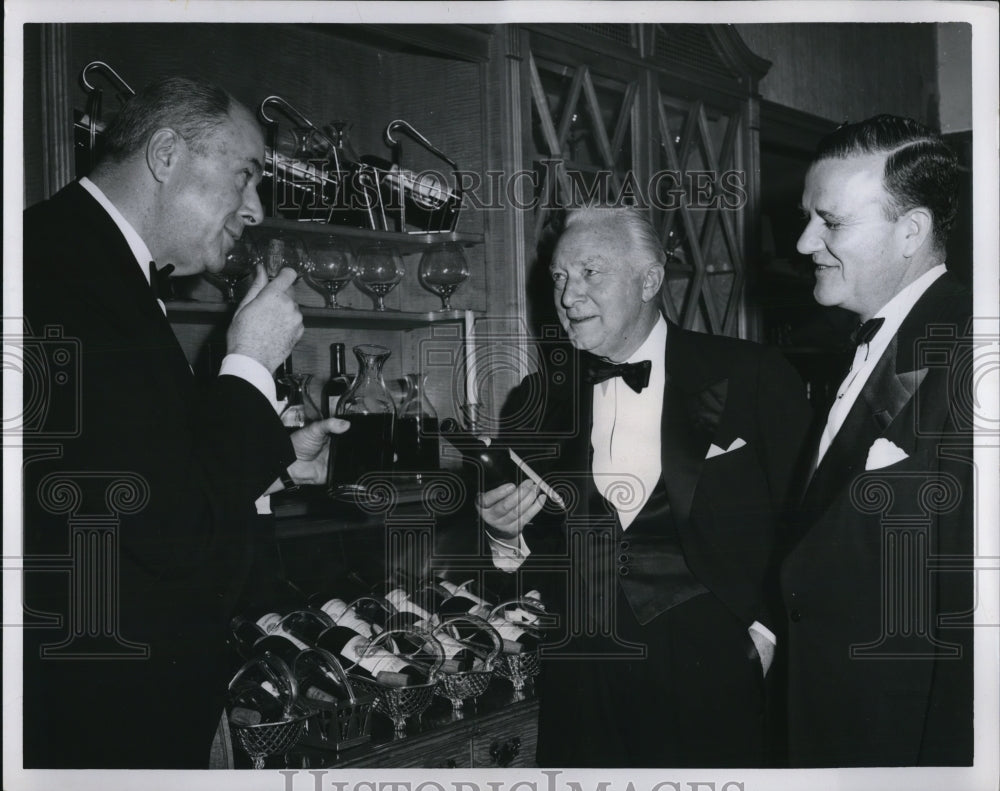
[395,373,440,478]
[327,345,396,499]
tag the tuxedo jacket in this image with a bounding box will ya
[781,272,974,766]
[496,322,811,643]
[21,182,295,768]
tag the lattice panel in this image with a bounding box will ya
[655,92,746,336]
[528,51,639,240]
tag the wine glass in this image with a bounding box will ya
[205,235,258,303]
[263,231,313,282]
[418,243,470,311]
[304,237,355,308]
[354,244,404,311]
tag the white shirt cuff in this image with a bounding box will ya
[254,494,272,515]
[487,531,531,572]
[219,354,278,409]
[749,620,776,646]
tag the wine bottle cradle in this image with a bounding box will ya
[227,581,552,744]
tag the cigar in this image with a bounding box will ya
[507,448,566,509]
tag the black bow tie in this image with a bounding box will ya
[850,317,885,347]
[148,262,175,302]
[584,358,652,393]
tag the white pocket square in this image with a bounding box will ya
[706,437,747,459]
[865,438,909,470]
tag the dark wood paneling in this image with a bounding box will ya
[735,23,939,125]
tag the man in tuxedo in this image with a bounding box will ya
[475,206,811,767]
[781,115,973,766]
[21,76,346,767]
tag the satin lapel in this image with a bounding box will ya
[660,330,724,529]
[570,369,598,517]
[801,334,925,516]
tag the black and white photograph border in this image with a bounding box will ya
[3,1,998,791]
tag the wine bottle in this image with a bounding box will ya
[230,615,270,659]
[438,578,496,609]
[228,673,287,725]
[257,609,334,647]
[502,590,547,626]
[321,343,350,419]
[315,624,426,687]
[294,648,353,704]
[435,590,540,654]
[227,655,297,725]
[318,598,383,638]
[384,589,477,672]
[409,582,459,614]
[438,418,519,491]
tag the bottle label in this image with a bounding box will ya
[256,613,283,633]
[488,618,527,642]
[341,635,409,676]
[260,680,281,699]
[435,632,471,659]
[441,579,490,607]
[504,606,540,625]
[386,589,433,622]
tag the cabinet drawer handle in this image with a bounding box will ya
[489,736,521,767]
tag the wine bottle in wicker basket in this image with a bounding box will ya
[227,653,310,768]
[432,614,503,711]
[347,628,445,737]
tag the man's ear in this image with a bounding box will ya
[146,128,181,184]
[898,206,934,258]
[641,263,665,302]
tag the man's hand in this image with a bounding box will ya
[476,479,547,542]
[227,264,304,373]
[286,417,351,486]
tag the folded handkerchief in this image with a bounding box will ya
[706,438,747,459]
[865,438,908,470]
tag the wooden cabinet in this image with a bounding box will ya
[286,685,539,769]
[516,24,771,340]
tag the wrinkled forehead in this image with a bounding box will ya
[551,222,634,270]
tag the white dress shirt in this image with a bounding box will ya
[79,177,282,512]
[816,264,947,466]
[591,315,667,528]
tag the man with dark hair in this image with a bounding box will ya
[22,76,346,768]
[782,114,973,766]
[476,206,811,767]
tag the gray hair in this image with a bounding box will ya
[99,76,240,163]
[562,206,667,268]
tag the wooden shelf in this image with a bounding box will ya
[165,299,479,329]
[256,216,484,254]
